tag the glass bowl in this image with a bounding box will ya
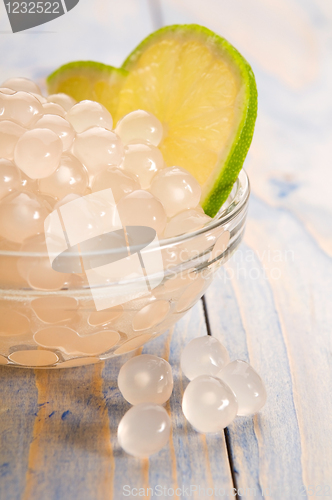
[0,170,250,368]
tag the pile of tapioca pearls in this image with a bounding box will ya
[117,335,267,458]
[0,77,213,254]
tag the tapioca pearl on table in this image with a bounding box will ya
[0,192,50,244]
[14,128,63,179]
[17,234,71,291]
[0,91,43,127]
[34,114,75,151]
[117,189,167,236]
[182,375,238,433]
[118,354,173,405]
[0,159,21,201]
[1,77,42,95]
[149,166,202,217]
[115,110,164,147]
[38,153,89,199]
[42,102,66,118]
[117,403,171,458]
[120,141,164,189]
[91,167,140,202]
[72,126,124,177]
[180,335,230,381]
[216,359,267,416]
[0,121,27,160]
[66,100,113,133]
[163,208,212,238]
[47,93,76,111]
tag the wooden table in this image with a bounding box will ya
[0,0,331,498]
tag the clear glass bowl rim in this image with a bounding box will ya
[0,169,250,258]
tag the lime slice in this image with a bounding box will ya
[46,25,257,217]
[117,25,257,216]
[47,61,128,117]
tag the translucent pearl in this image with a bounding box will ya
[20,172,38,192]
[180,336,230,380]
[164,209,211,238]
[115,110,163,146]
[91,167,140,202]
[0,192,49,244]
[150,167,201,217]
[121,141,164,189]
[1,77,41,95]
[0,88,16,95]
[34,326,120,356]
[14,128,63,179]
[18,234,70,290]
[117,403,171,458]
[42,102,66,117]
[0,120,26,160]
[34,114,75,151]
[88,305,123,326]
[118,354,173,405]
[54,193,81,210]
[67,100,113,133]
[31,93,47,104]
[0,91,43,127]
[175,275,209,313]
[47,93,76,111]
[132,300,170,331]
[9,350,58,367]
[117,190,167,236]
[38,153,88,199]
[217,360,267,416]
[72,127,124,176]
[0,159,21,200]
[182,375,238,433]
[31,296,79,324]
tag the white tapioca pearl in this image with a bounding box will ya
[72,126,123,176]
[115,110,163,146]
[149,166,201,217]
[47,93,76,111]
[67,100,113,133]
[14,128,63,179]
[1,77,42,95]
[34,114,75,151]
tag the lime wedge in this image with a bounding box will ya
[47,61,128,117]
[47,25,257,216]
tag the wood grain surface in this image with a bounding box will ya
[0,0,331,498]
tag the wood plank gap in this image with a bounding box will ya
[147,0,164,30]
[202,295,240,498]
[201,295,212,336]
[224,428,240,500]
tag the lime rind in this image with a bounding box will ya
[121,24,257,217]
[46,25,257,218]
[47,61,128,116]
